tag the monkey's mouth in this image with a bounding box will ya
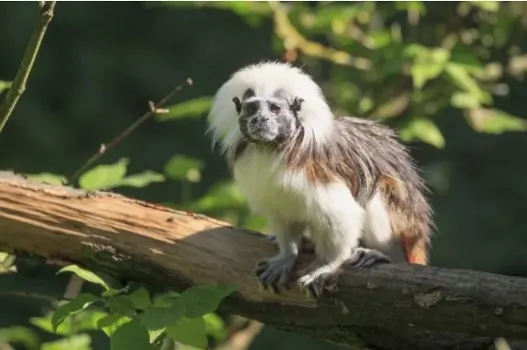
[239,119,277,144]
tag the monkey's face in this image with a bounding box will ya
[233,88,303,145]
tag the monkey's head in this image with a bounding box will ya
[207,61,335,158]
[232,87,304,145]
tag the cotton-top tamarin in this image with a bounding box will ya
[207,61,433,298]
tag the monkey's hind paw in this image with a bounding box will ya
[254,254,297,294]
[297,260,340,299]
[345,247,391,268]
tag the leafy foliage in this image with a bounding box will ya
[47,265,236,349]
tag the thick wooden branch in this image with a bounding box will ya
[0,171,526,350]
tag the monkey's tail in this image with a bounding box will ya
[401,235,429,265]
[379,174,433,266]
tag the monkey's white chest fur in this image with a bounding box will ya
[233,147,312,222]
[233,146,366,241]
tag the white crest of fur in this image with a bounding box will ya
[207,61,335,156]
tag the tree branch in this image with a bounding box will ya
[0,1,56,132]
[0,171,526,350]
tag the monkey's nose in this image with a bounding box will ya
[245,101,260,115]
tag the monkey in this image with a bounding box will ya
[207,61,433,298]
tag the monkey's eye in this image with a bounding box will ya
[269,103,281,114]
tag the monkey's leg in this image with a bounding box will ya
[297,198,366,298]
[254,220,304,293]
[265,234,315,253]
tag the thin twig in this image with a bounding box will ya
[66,78,193,185]
[0,1,56,133]
[217,320,264,350]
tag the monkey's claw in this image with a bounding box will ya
[345,247,391,267]
[254,255,296,293]
[297,259,339,298]
[297,272,337,299]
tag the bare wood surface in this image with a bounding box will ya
[0,171,526,350]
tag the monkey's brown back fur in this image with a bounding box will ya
[279,116,434,265]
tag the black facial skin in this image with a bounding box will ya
[232,88,304,144]
[232,89,304,145]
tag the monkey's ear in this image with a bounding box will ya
[243,88,255,100]
[232,97,242,114]
[291,97,304,113]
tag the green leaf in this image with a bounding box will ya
[78,158,128,190]
[141,299,186,332]
[51,294,100,331]
[0,81,11,94]
[42,334,92,350]
[399,118,445,149]
[242,214,267,232]
[179,285,236,318]
[451,92,481,109]
[157,97,213,122]
[0,326,40,350]
[97,314,132,337]
[26,173,66,186]
[203,313,226,340]
[164,155,205,183]
[395,1,426,14]
[444,62,491,104]
[102,286,130,298]
[409,48,450,89]
[166,317,207,349]
[470,1,499,12]
[152,291,180,308]
[187,181,245,212]
[308,5,360,32]
[114,171,165,188]
[126,287,151,310]
[57,265,112,290]
[367,30,393,49]
[449,51,485,74]
[31,309,107,336]
[111,318,152,350]
[148,328,165,344]
[467,108,527,134]
[108,296,136,317]
[403,43,428,58]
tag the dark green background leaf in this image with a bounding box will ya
[179,285,236,318]
[166,317,207,349]
[110,319,152,350]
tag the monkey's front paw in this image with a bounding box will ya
[254,254,297,293]
[297,260,339,299]
[345,248,391,267]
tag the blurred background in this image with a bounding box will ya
[1,1,527,349]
